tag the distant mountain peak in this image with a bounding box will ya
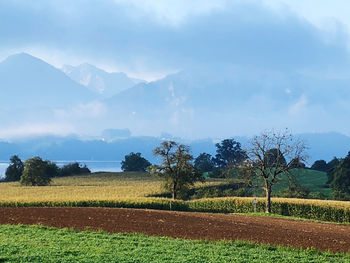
[3,52,51,66]
[0,53,94,109]
[62,63,143,98]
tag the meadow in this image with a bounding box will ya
[0,224,349,263]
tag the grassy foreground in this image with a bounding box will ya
[0,225,348,263]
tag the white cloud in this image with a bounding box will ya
[113,0,228,26]
[54,101,107,119]
[288,95,308,116]
[0,123,76,140]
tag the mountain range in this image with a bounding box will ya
[0,52,350,161]
[62,63,142,98]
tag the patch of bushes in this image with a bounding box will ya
[58,163,91,177]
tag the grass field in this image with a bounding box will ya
[0,224,348,263]
[271,169,331,197]
[249,168,331,198]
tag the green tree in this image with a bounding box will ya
[121,152,151,172]
[244,129,307,213]
[289,158,306,169]
[329,152,350,200]
[264,148,287,167]
[46,161,60,178]
[20,157,54,186]
[59,162,91,177]
[148,141,204,199]
[327,157,340,171]
[214,139,247,168]
[326,157,341,184]
[194,153,215,173]
[5,155,24,182]
[311,160,328,172]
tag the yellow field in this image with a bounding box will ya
[1,172,349,211]
[0,172,164,202]
[195,196,350,210]
[0,172,219,202]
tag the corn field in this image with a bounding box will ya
[0,173,349,223]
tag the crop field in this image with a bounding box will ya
[1,171,350,261]
[0,171,349,223]
[0,172,225,202]
[0,224,349,263]
[0,169,330,202]
[0,172,163,202]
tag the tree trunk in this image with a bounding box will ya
[172,181,177,200]
[265,185,272,213]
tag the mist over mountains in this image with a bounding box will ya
[1,52,350,162]
[106,64,350,138]
[62,63,142,98]
[0,132,349,165]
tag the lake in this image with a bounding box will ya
[0,160,122,178]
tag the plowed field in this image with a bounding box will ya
[1,207,349,253]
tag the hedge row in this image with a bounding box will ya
[1,198,349,223]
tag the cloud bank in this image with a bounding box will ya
[1,0,349,78]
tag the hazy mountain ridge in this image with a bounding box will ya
[62,63,144,98]
[0,132,349,164]
[105,66,350,137]
[2,53,350,141]
[0,53,95,109]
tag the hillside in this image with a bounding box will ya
[0,53,94,109]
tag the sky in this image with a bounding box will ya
[1,0,350,140]
[1,0,350,80]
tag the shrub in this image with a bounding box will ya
[59,163,91,177]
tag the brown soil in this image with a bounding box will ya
[0,207,349,253]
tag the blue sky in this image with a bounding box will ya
[1,0,350,80]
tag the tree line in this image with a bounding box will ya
[3,156,90,186]
[123,130,307,213]
[121,129,350,212]
[3,129,350,213]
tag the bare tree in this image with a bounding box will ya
[245,129,307,213]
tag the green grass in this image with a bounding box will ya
[0,225,349,263]
[251,169,331,198]
[233,212,350,225]
[274,169,331,196]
